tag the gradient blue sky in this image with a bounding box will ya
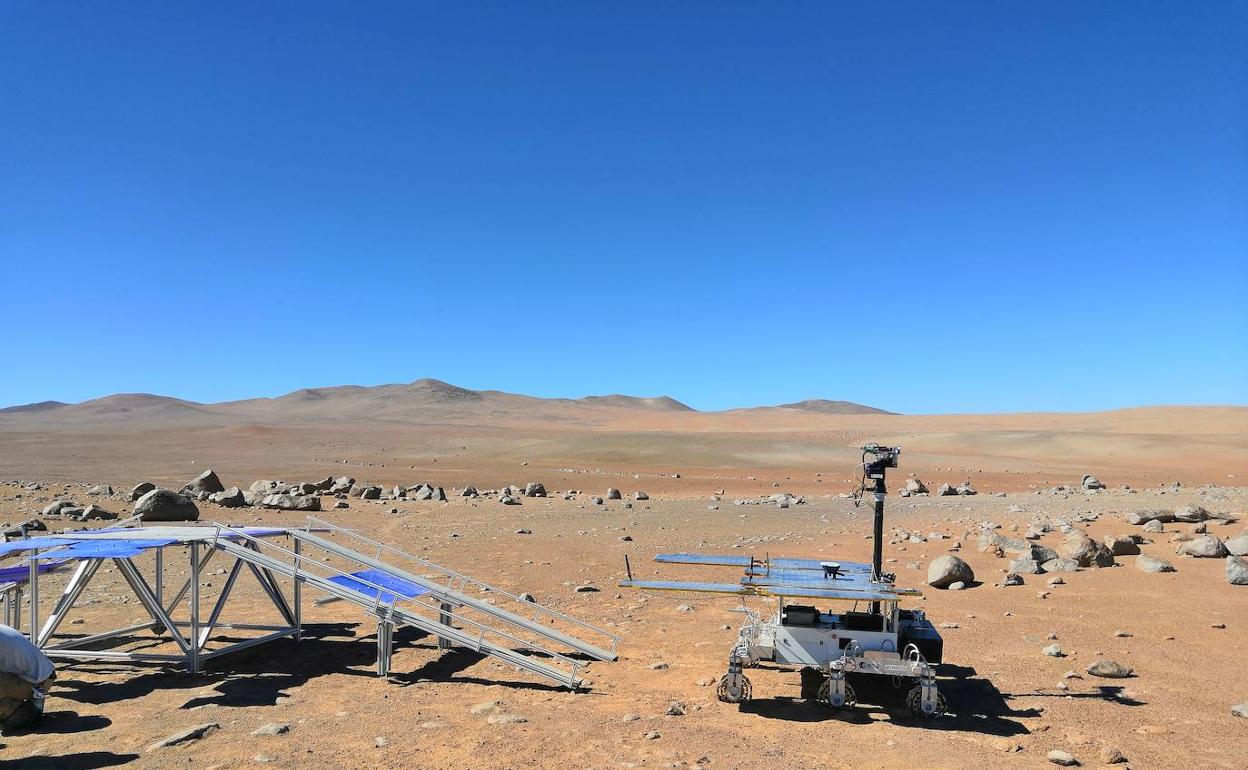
[2,2,1245,413]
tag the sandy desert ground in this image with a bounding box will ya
[0,382,1246,769]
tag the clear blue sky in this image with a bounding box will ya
[2,2,1245,413]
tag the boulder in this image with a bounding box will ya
[42,500,78,517]
[87,484,113,496]
[430,487,446,502]
[260,493,321,511]
[354,485,382,500]
[634,491,649,501]
[1009,558,1043,574]
[1047,750,1079,766]
[1173,504,1211,522]
[927,556,975,589]
[606,488,622,500]
[1135,554,1176,573]
[134,489,199,522]
[1103,535,1140,556]
[410,485,434,501]
[129,482,156,501]
[1041,558,1081,573]
[1225,535,1248,557]
[956,481,977,496]
[1128,508,1173,525]
[904,478,929,495]
[1177,535,1228,558]
[524,482,547,498]
[1227,556,1248,586]
[461,486,480,498]
[1086,660,1132,678]
[937,483,957,496]
[182,470,225,496]
[209,487,246,508]
[1142,519,1164,533]
[329,477,355,494]
[314,476,335,491]
[77,504,117,521]
[499,494,521,505]
[1081,474,1106,490]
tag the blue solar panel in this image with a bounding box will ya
[0,538,82,559]
[326,569,430,604]
[29,539,176,560]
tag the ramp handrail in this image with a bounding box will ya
[207,523,583,687]
[305,515,619,655]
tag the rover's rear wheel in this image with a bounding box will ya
[905,685,947,718]
[717,673,752,704]
[817,679,856,709]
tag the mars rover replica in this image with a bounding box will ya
[621,444,947,716]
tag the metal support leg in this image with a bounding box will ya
[292,539,302,641]
[198,558,246,649]
[155,548,164,605]
[438,601,453,650]
[377,619,393,677]
[115,559,191,654]
[190,542,201,673]
[28,556,39,640]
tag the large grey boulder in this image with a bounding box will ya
[927,556,975,589]
[410,484,434,501]
[1177,535,1228,559]
[129,482,156,501]
[1225,535,1248,557]
[209,487,246,508]
[134,489,199,522]
[1135,554,1176,573]
[937,483,957,496]
[1227,556,1248,586]
[606,488,622,500]
[430,486,447,502]
[1009,557,1043,574]
[329,476,355,494]
[87,484,113,496]
[1104,535,1140,556]
[260,493,321,511]
[1081,474,1106,491]
[1042,558,1081,573]
[42,500,78,517]
[77,504,117,521]
[955,481,977,496]
[314,476,335,491]
[183,470,225,496]
[1128,508,1174,525]
[354,485,382,500]
[524,482,547,498]
[461,485,479,498]
[904,478,929,495]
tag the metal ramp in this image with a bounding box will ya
[208,519,619,689]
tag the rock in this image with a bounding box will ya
[524,482,546,497]
[606,488,622,500]
[634,491,649,500]
[329,476,355,494]
[1223,534,1248,556]
[1046,749,1078,766]
[461,485,479,497]
[1041,558,1081,573]
[1177,535,1228,558]
[499,494,521,505]
[430,486,446,501]
[1228,556,1248,586]
[947,581,966,590]
[518,592,536,602]
[1043,644,1064,657]
[410,485,434,501]
[182,470,226,495]
[1081,474,1105,490]
[927,555,974,589]
[374,736,390,746]
[333,500,350,509]
[1135,554,1176,573]
[252,723,290,736]
[1174,503,1211,522]
[354,485,382,500]
[314,476,334,491]
[1128,508,1173,525]
[1003,573,1024,586]
[1232,702,1248,718]
[938,483,957,496]
[260,493,321,512]
[129,482,156,500]
[208,487,246,508]
[1099,747,1126,764]
[1104,535,1140,556]
[1086,660,1132,678]
[87,484,113,496]
[77,504,117,521]
[956,481,977,495]
[42,500,78,517]
[1142,519,1164,533]
[1009,558,1043,574]
[1060,533,1099,566]
[147,722,220,751]
[904,478,929,495]
[591,496,604,505]
[134,489,199,522]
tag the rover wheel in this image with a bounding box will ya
[905,685,947,718]
[817,679,856,709]
[717,673,752,704]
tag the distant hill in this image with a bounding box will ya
[0,400,68,414]
[577,395,693,411]
[776,399,897,415]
